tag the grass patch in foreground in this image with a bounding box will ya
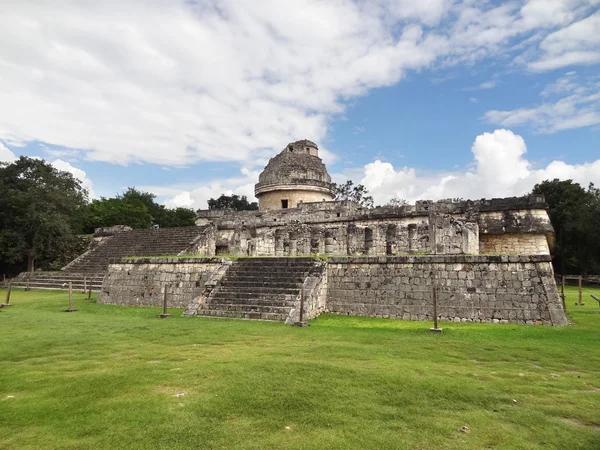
[0,286,599,449]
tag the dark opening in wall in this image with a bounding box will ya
[216,245,229,255]
[281,199,288,209]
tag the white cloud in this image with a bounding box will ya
[142,167,261,210]
[50,159,97,199]
[0,142,16,163]
[358,129,600,204]
[485,73,600,132]
[0,0,598,172]
[462,80,498,91]
[529,11,600,71]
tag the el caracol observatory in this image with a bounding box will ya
[254,139,335,211]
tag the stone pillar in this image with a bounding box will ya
[324,230,334,254]
[408,224,417,254]
[289,231,298,256]
[275,229,285,256]
[386,224,397,256]
[364,228,373,255]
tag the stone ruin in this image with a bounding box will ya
[21,139,568,326]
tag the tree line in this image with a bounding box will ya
[0,157,196,274]
[1,156,599,276]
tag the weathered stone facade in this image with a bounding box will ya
[98,258,228,308]
[100,255,567,326]
[195,196,554,258]
[93,138,566,326]
[254,140,335,211]
[326,255,567,326]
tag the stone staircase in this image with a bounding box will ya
[193,258,320,321]
[11,272,105,291]
[63,226,209,273]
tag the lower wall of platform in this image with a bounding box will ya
[98,258,227,308]
[326,255,567,326]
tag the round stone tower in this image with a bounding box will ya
[254,140,335,211]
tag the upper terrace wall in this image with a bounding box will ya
[194,196,553,257]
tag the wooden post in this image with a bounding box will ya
[25,278,30,292]
[561,275,567,312]
[294,284,308,327]
[430,280,442,333]
[1,280,12,308]
[578,276,584,306]
[87,283,92,300]
[83,277,87,294]
[159,286,171,318]
[65,282,77,312]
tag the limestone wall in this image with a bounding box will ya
[258,188,335,211]
[194,196,553,258]
[326,255,567,326]
[98,258,228,308]
[480,233,550,255]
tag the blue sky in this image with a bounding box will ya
[1,0,599,208]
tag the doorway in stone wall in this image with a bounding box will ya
[216,245,229,255]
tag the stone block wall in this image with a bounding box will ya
[479,233,550,255]
[326,255,567,326]
[98,258,228,308]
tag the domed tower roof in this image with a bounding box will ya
[254,140,335,210]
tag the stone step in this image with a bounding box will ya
[219,280,304,289]
[225,269,312,277]
[234,258,318,265]
[200,303,292,314]
[194,309,289,321]
[210,289,297,299]
[221,273,308,282]
[213,284,300,295]
[205,298,297,307]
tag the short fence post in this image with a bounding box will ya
[430,283,442,333]
[1,280,12,308]
[25,278,30,292]
[560,275,567,312]
[294,284,308,327]
[87,283,92,300]
[159,286,171,318]
[65,282,77,312]
[577,276,584,306]
[83,277,87,294]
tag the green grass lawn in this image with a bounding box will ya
[1,286,599,450]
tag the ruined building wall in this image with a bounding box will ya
[194,196,554,258]
[326,255,567,326]
[257,189,334,211]
[479,234,550,255]
[98,258,227,308]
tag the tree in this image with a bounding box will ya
[332,180,374,208]
[208,194,258,211]
[0,157,88,272]
[80,187,197,232]
[83,197,153,232]
[532,179,600,276]
[385,198,408,207]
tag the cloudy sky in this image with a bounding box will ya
[1,0,599,208]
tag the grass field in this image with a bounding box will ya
[1,285,599,449]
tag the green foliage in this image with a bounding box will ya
[385,197,408,207]
[0,287,599,449]
[332,180,374,208]
[84,197,153,231]
[208,194,258,211]
[0,157,88,272]
[532,179,600,276]
[81,187,196,232]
